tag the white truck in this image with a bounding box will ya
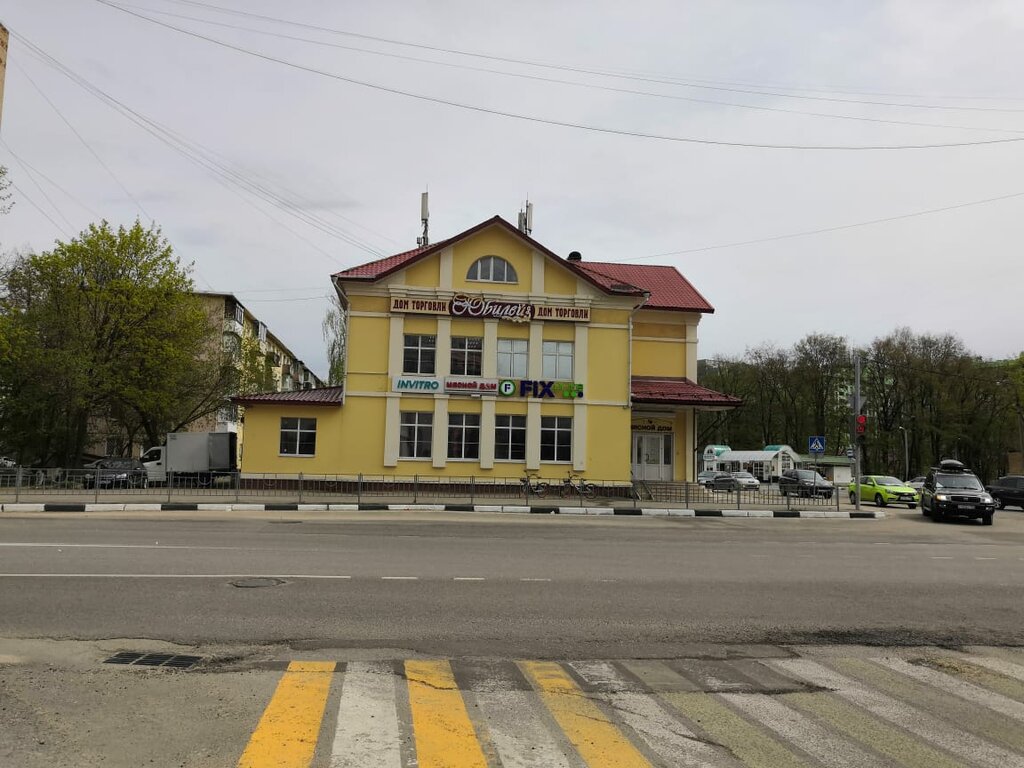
[141,432,237,486]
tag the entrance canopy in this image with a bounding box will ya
[631,377,741,410]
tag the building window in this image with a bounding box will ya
[447,413,480,460]
[403,334,436,374]
[450,337,483,376]
[540,416,572,462]
[497,338,528,378]
[542,341,574,380]
[258,322,268,343]
[467,255,517,283]
[400,411,433,459]
[495,415,527,461]
[280,417,316,456]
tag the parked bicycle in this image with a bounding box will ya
[558,471,597,500]
[520,474,549,498]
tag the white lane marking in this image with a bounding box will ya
[0,573,351,579]
[930,556,954,559]
[475,689,575,768]
[330,661,401,768]
[966,655,1024,682]
[0,542,247,550]
[770,658,1024,768]
[380,576,418,580]
[723,693,889,768]
[974,557,997,560]
[571,661,731,767]
[872,657,1024,722]
[520,578,551,582]
[453,577,485,581]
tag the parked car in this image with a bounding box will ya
[730,471,761,490]
[707,471,741,492]
[848,475,919,508]
[905,476,927,492]
[986,475,1024,510]
[778,469,834,498]
[0,456,16,468]
[921,459,995,525]
[81,458,149,489]
[697,470,718,487]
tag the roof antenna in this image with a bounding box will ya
[417,191,429,246]
[517,198,533,235]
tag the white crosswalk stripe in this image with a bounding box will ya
[871,656,1024,722]
[965,654,1024,683]
[330,661,402,768]
[770,658,1024,768]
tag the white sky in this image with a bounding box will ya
[2,0,1023,376]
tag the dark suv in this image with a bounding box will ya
[778,469,834,498]
[921,459,995,525]
[986,475,1024,510]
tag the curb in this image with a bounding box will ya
[0,502,885,518]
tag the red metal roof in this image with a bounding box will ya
[631,377,741,407]
[576,262,714,313]
[233,386,345,407]
[333,241,453,280]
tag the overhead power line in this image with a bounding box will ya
[0,139,102,220]
[149,0,1024,113]
[93,0,1024,151]
[622,189,1024,261]
[114,4,1024,137]
[1,141,75,232]
[8,180,71,236]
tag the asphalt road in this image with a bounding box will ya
[1,508,1022,655]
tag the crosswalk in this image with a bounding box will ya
[236,648,1024,767]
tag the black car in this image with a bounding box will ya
[986,475,1024,510]
[707,471,741,492]
[81,458,149,489]
[921,459,995,525]
[778,469,834,498]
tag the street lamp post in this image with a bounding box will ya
[897,426,909,480]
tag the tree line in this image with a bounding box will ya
[0,219,282,467]
[698,331,1024,482]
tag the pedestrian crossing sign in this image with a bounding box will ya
[808,436,825,454]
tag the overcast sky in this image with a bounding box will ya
[2,0,1023,376]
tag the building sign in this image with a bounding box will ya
[499,379,584,399]
[393,377,442,392]
[389,294,590,323]
[633,419,674,433]
[444,378,498,394]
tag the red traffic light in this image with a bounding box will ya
[855,414,867,434]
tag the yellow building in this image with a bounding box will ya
[236,216,739,484]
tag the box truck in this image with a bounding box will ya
[141,432,237,486]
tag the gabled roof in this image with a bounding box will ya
[576,262,714,313]
[332,216,645,298]
[631,376,741,408]
[233,386,345,407]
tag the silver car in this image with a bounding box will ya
[730,471,761,490]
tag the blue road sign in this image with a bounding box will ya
[846,447,855,459]
[808,436,826,454]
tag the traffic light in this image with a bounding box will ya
[855,414,867,434]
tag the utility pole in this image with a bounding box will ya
[898,425,909,480]
[853,355,862,511]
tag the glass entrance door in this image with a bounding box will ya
[631,432,673,481]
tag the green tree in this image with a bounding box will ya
[0,165,11,215]
[322,292,346,385]
[0,220,235,464]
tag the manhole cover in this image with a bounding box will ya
[231,577,285,588]
[103,652,202,669]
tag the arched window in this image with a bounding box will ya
[467,255,518,284]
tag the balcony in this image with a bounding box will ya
[223,317,243,337]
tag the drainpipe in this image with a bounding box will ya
[626,292,650,411]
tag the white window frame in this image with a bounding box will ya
[497,338,528,379]
[450,336,483,377]
[399,411,433,459]
[495,414,527,462]
[447,413,481,460]
[280,417,317,456]
[403,334,436,375]
[542,341,574,380]
[467,255,518,284]
[540,416,572,463]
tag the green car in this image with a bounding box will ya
[848,475,920,508]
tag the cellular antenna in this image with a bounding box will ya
[417,191,429,246]
[517,199,534,235]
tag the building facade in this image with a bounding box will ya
[236,217,739,482]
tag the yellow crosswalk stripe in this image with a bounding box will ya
[782,692,965,768]
[917,655,1024,702]
[405,659,488,768]
[663,691,812,768]
[520,660,653,768]
[237,661,336,768]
